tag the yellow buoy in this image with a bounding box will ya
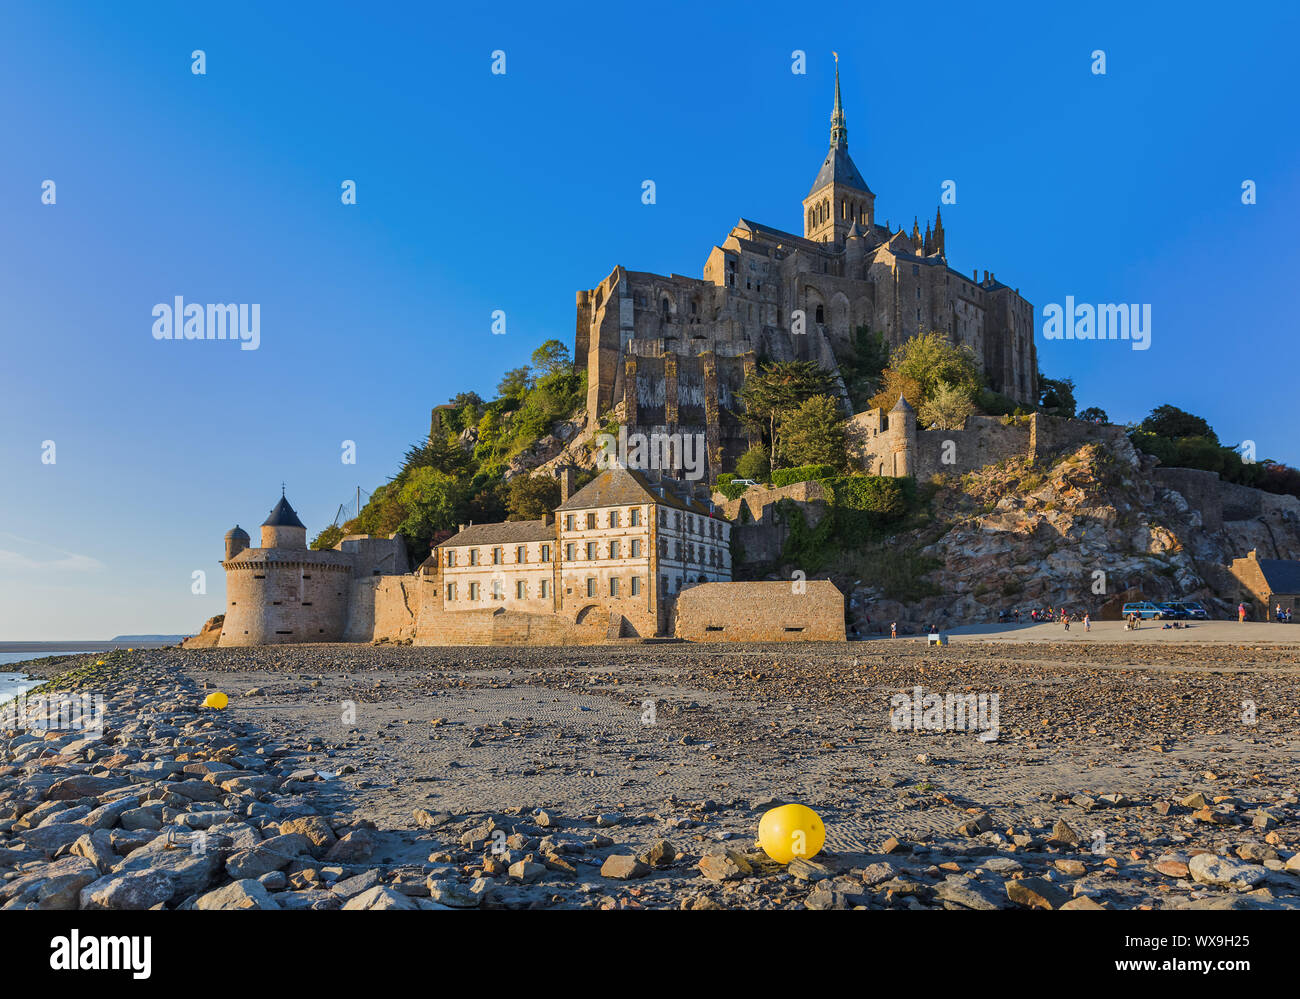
[202,691,229,710]
[758,803,825,864]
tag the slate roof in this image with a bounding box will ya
[808,146,872,198]
[1256,558,1300,595]
[262,496,306,529]
[556,468,722,518]
[436,519,555,548]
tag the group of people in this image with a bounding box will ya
[1235,602,1295,623]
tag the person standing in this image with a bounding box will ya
[1238,602,1246,623]
[890,621,897,639]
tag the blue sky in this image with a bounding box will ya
[1,1,1295,639]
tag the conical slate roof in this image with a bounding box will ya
[224,524,250,540]
[808,146,872,198]
[262,496,306,528]
[891,394,915,413]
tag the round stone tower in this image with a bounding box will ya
[224,525,250,561]
[261,494,307,550]
[220,491,352,647]
[890,394,916,477]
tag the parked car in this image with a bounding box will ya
[732,479,760,488]
[1122,601,1164,620]
[1169,600,1209,620]
[1156,602,1189,620]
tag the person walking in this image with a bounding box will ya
[890,621,897,639]
[1083,612,1091,632]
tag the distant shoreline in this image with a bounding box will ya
[0,641,181,653]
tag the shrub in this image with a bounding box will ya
[772,464,838,488]
[734,445,771,481]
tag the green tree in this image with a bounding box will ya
[734,445,771,481]
[1140,404,1218,444]
[1078,406,1109,424]
[497,366,533,399]
[1037,372,1077,417]
[869,331,980,411]
[780,395,848,468]
[739,360,838,467]
[402,434,471,478]
[505,474,560,520]
[918,381,975,430]
[531,339,572,377]
[395,468,469,548]
[467,482,507,524]
[310,524,345,550]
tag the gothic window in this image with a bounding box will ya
[815,305,825,324]
[662,298,671,318]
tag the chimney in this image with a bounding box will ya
[542,512,554,526]
[558,465,576,504]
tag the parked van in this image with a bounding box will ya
[1121,601,1163,619]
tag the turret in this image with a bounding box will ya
[224,524,250,561]
[261,492,307,550]
[890,394,916,477]
[845,221,865,275]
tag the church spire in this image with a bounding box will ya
[830,52,847,149]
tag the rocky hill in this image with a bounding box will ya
[840,435,1300,631]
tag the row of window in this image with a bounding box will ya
[563,509,641,531]
[447,544,554,568]
[447,576,643,601]
[559,508,726,539]
[446,534,728,570]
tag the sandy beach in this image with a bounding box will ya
[2,631,1297,909]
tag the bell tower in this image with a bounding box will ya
[802,54,874,244]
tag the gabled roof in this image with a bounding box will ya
[555,467,724,519]
[262,496,306,529]
[555,467,659,512]
[1255,557,1300,595]
[436,519,555,548]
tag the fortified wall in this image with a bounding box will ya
[849,407,1128,480]
[714,480,832,564]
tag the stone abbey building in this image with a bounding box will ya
[575,62,1038,475]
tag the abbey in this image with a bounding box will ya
[576,62,1038,474]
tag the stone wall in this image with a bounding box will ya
[414,602,614,646]
[219,558,353,647]
[672,580,845,641]
[347,576,419,643]
[851,412,1032,480]
[850,411,1130,482]
[715,481,830,564]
